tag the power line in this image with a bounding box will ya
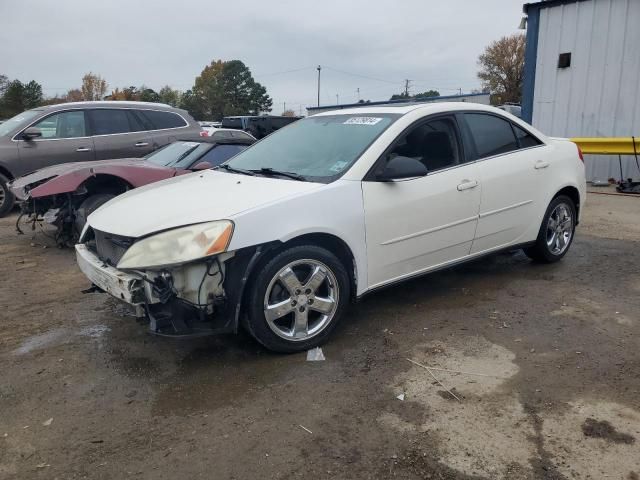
[323,66,400,85]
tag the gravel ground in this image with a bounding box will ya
[1,191,639,480]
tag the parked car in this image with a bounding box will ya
[221,115,301,139]
[75,103,585,352]
[0,101,202,217]
[11,136,253,245]
[199,127,255,140]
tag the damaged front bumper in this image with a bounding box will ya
[75,243,256,337]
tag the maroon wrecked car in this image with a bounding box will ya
[10,135,254,245]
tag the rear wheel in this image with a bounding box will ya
[524,195,576,263]
[244,245,350,353]
[74,193,116,236]
[0,173,15,217]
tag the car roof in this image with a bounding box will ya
[312,102,503,117]
[39,101,173,110]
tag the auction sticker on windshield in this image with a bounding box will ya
[343,117,383,125]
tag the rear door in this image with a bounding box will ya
[88,108,155,159]
[462,112,548,253]
[17,110,95,172]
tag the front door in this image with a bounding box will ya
[17,110,95,174]
[362,115,481,289]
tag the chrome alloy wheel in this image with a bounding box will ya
[263,259,339,341]
[546,203,573,255]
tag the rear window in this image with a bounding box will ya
[464,113,519,159]
[140,110,187,130]
[89,109,131,135]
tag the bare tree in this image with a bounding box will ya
[66,89,84,102]
[477,34,525,104]
[81,72,108,101]
[281,109,296,117]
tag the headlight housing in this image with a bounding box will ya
[117,220,234,270]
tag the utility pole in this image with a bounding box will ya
[458,88,462,96]
[317,65,321,107]
[357,87,360,101]
[404,79,412,97]
[336,93,339,105]
[283,101,286,113]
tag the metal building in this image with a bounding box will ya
[307,92,490,116]
[522,0,640,182]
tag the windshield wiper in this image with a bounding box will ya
[215,164,256,176]
[250,167,307,181]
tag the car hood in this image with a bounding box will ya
[11,158,145,189]
[87,170,324,238]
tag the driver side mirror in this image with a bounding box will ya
[22,127,42,141]
[376,156,428,182]
[192,161,213,171]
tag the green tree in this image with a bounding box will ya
[390,92,410,101]
[179,89,206,120]
[158,86,182,107]
[139,87,160,103]
[191,60,272,119]
[414,89,440,100]
[0,80,44,117]
[477,33,525,104]
[22,80,43,109]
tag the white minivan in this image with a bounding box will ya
[75,102,586,352]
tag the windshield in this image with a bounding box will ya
[0,110,42,137]
[146,141,208,168]
[225,114,398,182]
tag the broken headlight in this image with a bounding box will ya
[116,220,234,270]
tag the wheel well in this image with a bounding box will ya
[554,186,580,222]
[80,174,132,196]
[0,165,13,181]
[248,233,358,301]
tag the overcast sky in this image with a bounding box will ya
[0,0,524,115]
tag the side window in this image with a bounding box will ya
[464,113,518,158]
[383,117,461,172]
[32,111,86,139]
[197,144,248,167]
[140,110,187,130]
[513,124,542,148]
[89,109,131,135]
[126,111,145,132]
[132,110,154,130]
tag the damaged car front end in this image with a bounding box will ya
[76,220,267,337]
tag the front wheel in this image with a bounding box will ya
[524,195,576,263]
[244,245,351,353]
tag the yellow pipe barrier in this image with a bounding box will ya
[569,137,640,155]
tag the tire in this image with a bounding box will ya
[524,195,576,263]
[243,245,351,353]
[0,173,15,218]
[74,193,116,236]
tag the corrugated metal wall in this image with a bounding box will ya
[532,0,640,181]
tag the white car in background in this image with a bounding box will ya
[75,103,586,352]
[200,126,255,141]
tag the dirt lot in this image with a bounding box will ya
[1,190,639,480]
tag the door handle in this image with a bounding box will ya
[457,180,478,191]
[534,160,550,169]
[76,147,91,152]
[135,142,149,147]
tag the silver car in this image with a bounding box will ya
[0,101,202,216]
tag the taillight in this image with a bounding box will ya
[199,130,208,137]
[576,145,584,162]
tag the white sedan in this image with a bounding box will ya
[76,102,586,352]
